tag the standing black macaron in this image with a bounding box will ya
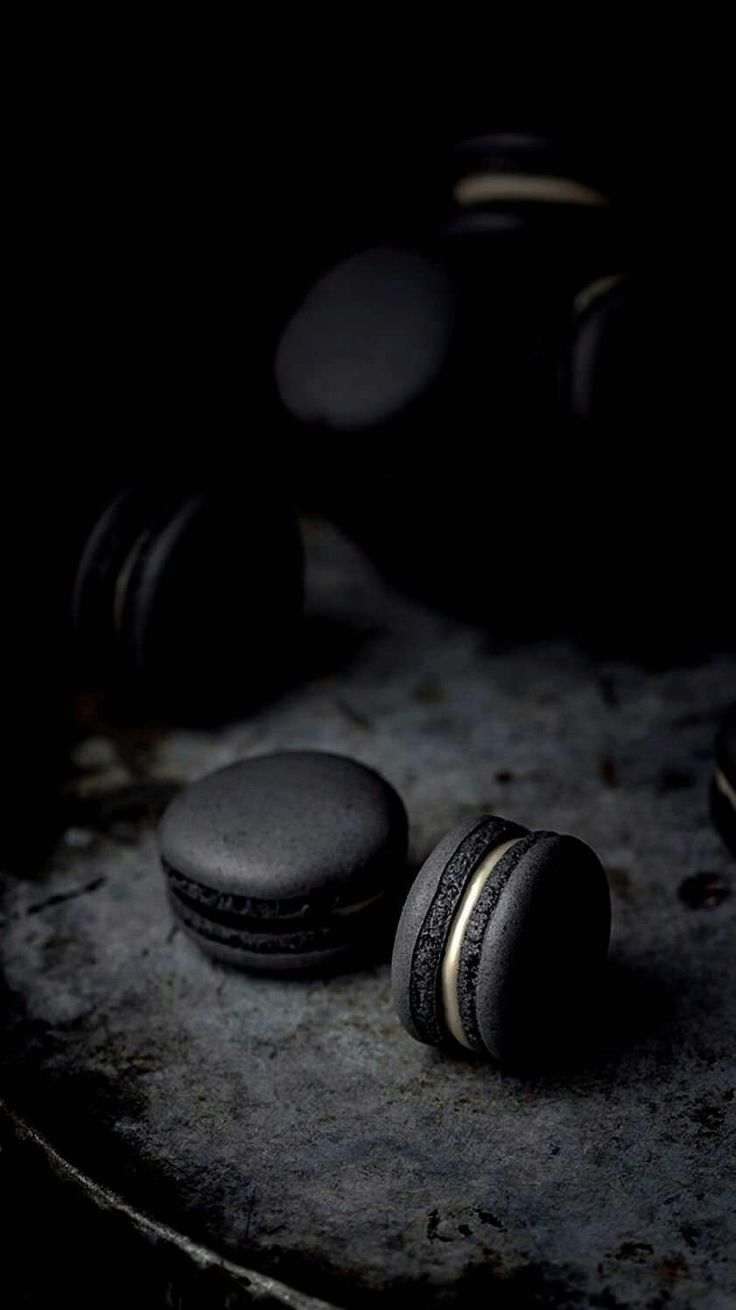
[712,704,736,858]
[392,814,611,1062]
[159,751,409,973]
[72,475,303,719]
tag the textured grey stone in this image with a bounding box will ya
[1,518,735,1309]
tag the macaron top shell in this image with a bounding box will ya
[472,832,612,1061]
[159,751,408,905]
[275,246,455,432]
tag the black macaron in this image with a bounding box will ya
[392,814,611,1062]
[712,704,736,858]
[159,751,409,973]
[72,475,303,717]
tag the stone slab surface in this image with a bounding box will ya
[1,521,735,1308]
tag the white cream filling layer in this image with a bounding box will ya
[572,274,624,319]
[715,768,736,814]
[441,836,525,1049]
[453,172,608,210]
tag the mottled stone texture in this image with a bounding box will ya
[1,519,735,1309]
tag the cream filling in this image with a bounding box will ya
[454,172,608,210]
[441,836,525,1049]
[715,767,736,814]
[572,273,624,319]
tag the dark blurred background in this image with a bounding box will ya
[4,72,732,834]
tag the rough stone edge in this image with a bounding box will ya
[0,1098,343,1310]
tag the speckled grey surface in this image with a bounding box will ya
[1,518,735,1309]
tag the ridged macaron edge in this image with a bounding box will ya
[454,831,540,1051]
[391,814,528,1047]
[170,892,359,974]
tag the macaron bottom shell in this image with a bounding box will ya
[471,833,612,1063]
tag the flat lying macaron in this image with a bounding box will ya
[392,814,611,1062]
[159,751,408,973]
[712,704,736,858]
